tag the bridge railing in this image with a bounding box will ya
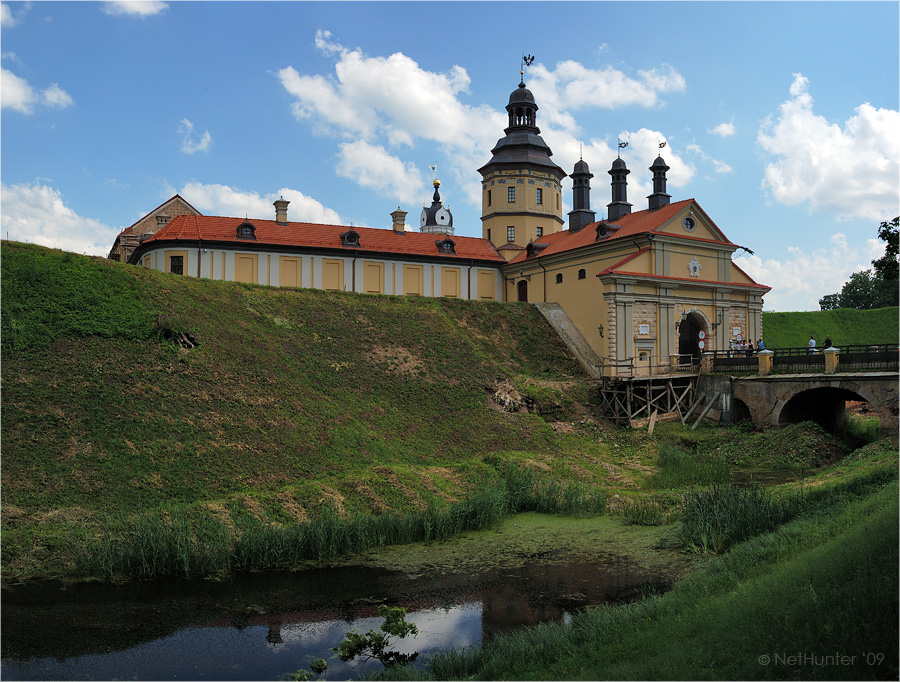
[708,343,898,374]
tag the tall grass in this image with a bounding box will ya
[678,484,799,554]
[73,465,607,580]
[650,443,731,489]
[396,473,899,682]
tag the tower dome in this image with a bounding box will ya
[419,178,453,235]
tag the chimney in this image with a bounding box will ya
[607,157,632,222]
[647,156,671,210]
[391,207,407,234]
[567,159,596,232]
[155,214,171,231]
[273,197,290,225]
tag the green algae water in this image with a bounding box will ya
[2,514,703,680]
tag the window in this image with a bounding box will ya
[536,188,543,205]
[507,226,516,243]
[487,190,492,207]
[508,187,515,203]
[536,227,543,237]
[555,273,563,284]
[169,255,184,275]
[487,228,492,241]
[578,269,586,280]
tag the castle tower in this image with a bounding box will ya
[607,157,633,222]
[568,158,595,233]
[478,77,566,260]
[419,179,454,235]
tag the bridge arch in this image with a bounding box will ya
[778,386,867,431]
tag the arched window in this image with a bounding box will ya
[555,273,563,284]
[578,269,586,280]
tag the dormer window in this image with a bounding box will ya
[339,229,361,247]
[525,242,549,258]
[435,238,456,255]
[236,221,257,240]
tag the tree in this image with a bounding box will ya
[333,605,419,669]
[872,217,899,282]
[819,217,899,310]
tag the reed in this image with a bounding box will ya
[677,484,798,554]
[74,464,607,579]
[651,443,731,489]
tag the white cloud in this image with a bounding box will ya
[709,122,736,137]
[685,143,733,175]
[1,2,30,28]
[278,33,688,217]
[1,182,119,255]
[42,82,73,108]
[527,60,686,131]
[1,67,33,112]
[735,232,879,311]
[336,140,424,205]
[179,182,343,225]
[178,118,212,154]
[758,73,900,222]
[1,67,72,113]
[101,1,167,17]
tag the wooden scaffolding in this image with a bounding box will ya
[598,374,699,426]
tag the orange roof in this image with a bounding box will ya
[508,199,735,264]
[139,214,505,263]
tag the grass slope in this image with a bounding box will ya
[1,241,614,580]
[762,307,899,348]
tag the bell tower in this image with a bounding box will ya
[478,72,566,260]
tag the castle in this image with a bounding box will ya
[109,77,769,377]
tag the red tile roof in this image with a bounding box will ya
[139,214,505,263]
[507,199,734,264]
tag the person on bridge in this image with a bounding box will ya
[824,335,833,349]
[758,338,765,351]
[808,336,816,354]
[746,339,755,356]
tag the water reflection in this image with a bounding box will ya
[2,556,669,680]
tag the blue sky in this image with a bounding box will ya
[2,1,898,311]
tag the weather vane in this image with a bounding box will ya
[520,53,534,82]
[428,163,438,180]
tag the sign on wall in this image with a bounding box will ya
[638,324,650,335]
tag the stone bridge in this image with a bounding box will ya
[731,372,898,436]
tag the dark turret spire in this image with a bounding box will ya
[647,156,671,210]
[607,157,632,222]
[568,158,595,232]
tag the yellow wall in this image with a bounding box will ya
[403,264,423,296]
[477,270,496,300]
[322,259,344,290]
[279,256,302,288]
[442,267,460,298]
[481,169,564,248]
[363,261,384,294]
[235,253,258,284]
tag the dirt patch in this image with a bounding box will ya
[348,481,389,513]
[368,345,425,374]
[39,506,95,525]
[275,491,309,523]
[202,502,238,531]
[319,486,347,516]
[237,494,266,520]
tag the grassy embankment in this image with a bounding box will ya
[2,242,896,595]
[1,241,626,582]
[761,307,899,348]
